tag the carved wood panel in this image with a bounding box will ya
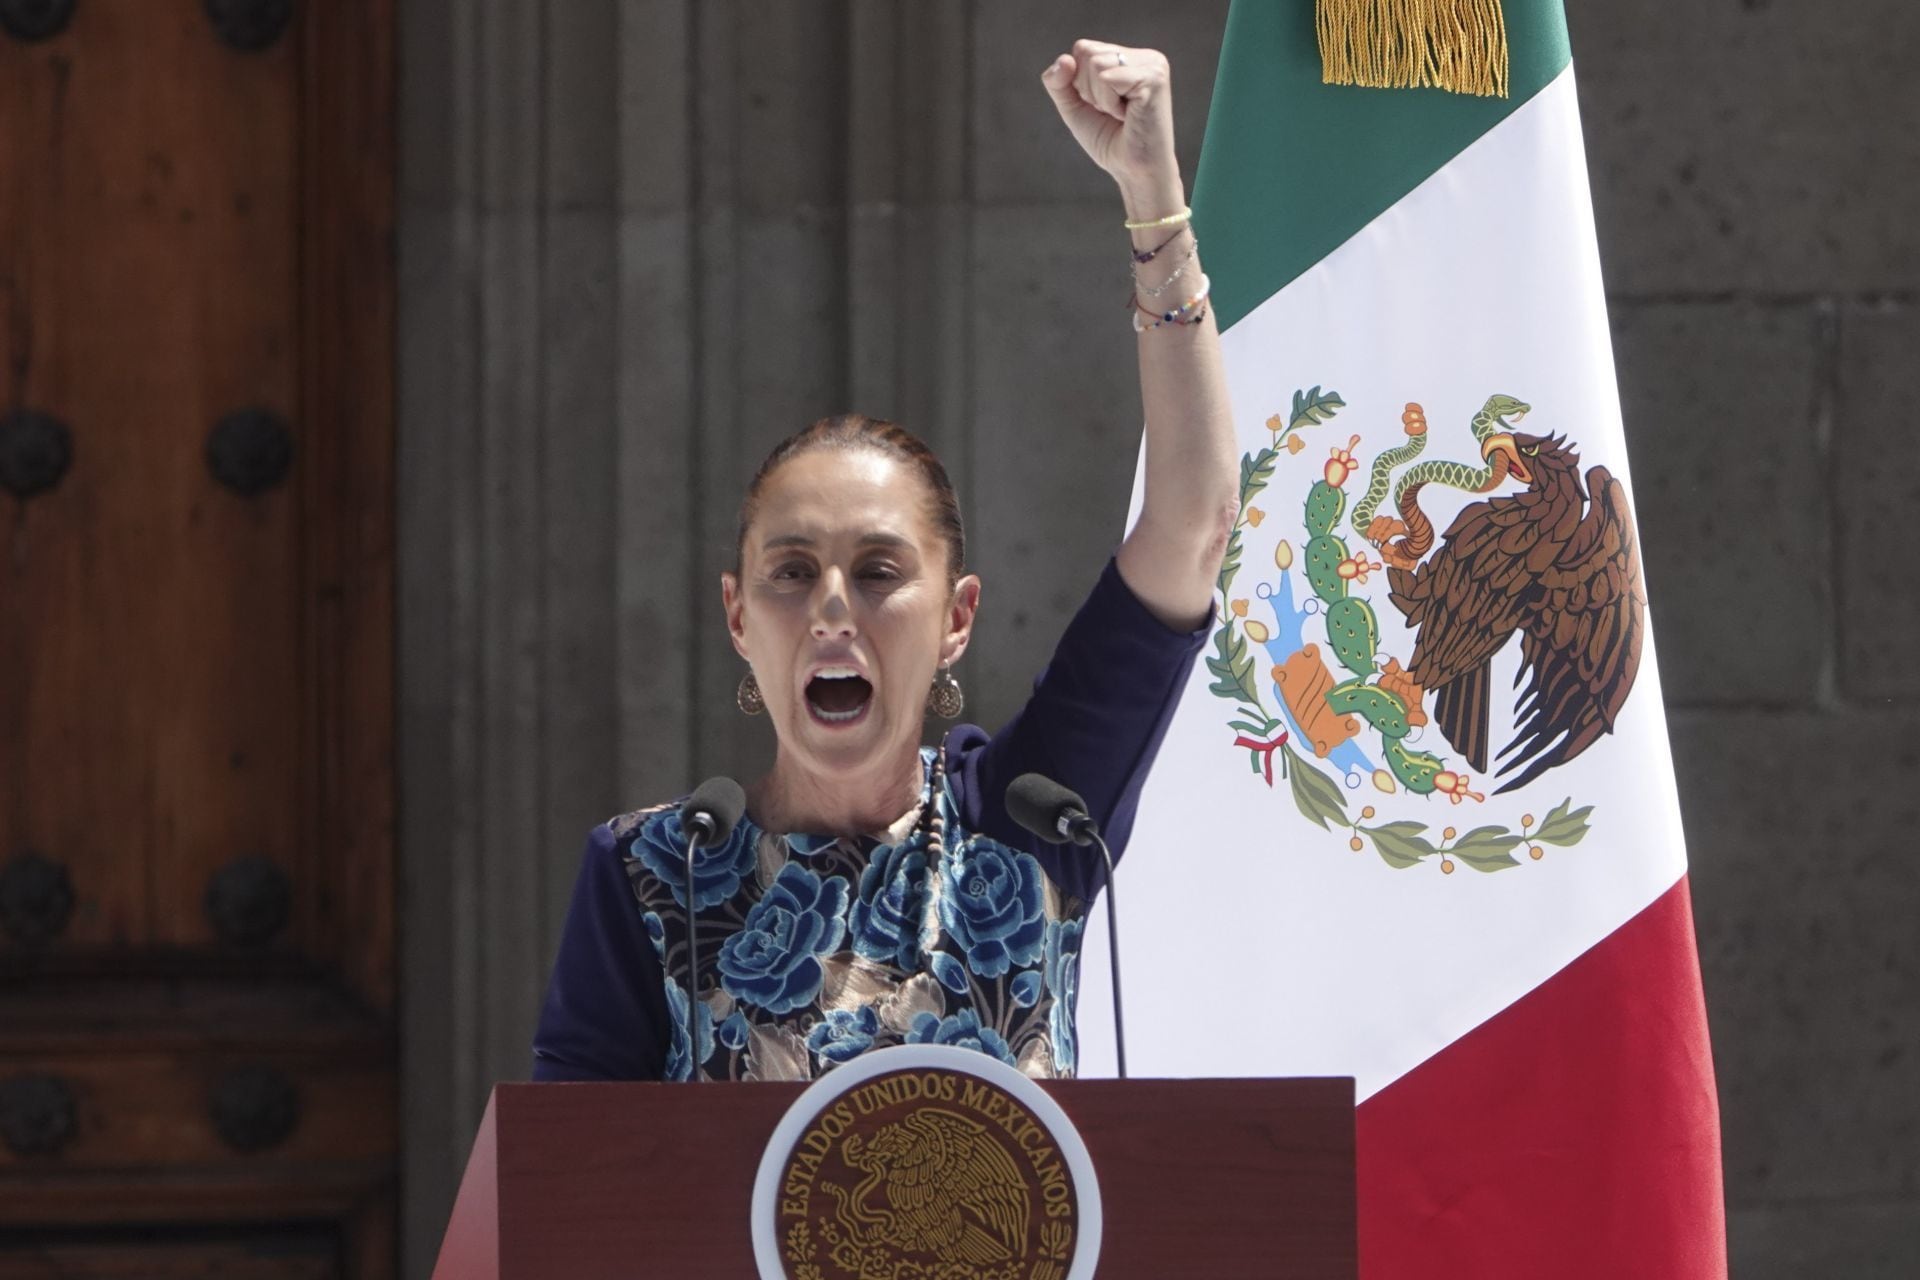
[0,1,394,1272]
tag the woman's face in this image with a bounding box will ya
[723,448,979,780]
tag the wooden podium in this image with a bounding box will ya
[433,1075,1356,1279]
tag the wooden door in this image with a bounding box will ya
[0,1,394,1273]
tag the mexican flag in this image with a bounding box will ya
[1093,2,1727,1274]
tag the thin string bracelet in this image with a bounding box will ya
[1132,237,1199,299]
[1132,223,1191,265]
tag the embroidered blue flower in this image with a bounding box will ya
[806,1007,881,1065]
[718,1010,750,1052]
[930,950,969,995]
[716,862,849,1014]
[664,980,716,1081]
[634,809,758,912]
[849,836,930,969]
[939,838,1046,978]
[1044,919,1083,1075]
[642,911,667,962]
[907,1009,1015,1066]
[1011,971,1043,1008]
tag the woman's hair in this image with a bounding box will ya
[736,413,966,585]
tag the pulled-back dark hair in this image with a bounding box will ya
[736,413,966,585]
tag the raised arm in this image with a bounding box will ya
[1042,39,1239,632]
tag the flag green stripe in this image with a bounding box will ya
[1193,0,1573,331]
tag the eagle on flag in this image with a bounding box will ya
[1384,427,1647,792]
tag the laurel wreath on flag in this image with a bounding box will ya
[1206,385,1595,873]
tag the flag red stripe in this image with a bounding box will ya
[1356,875,1726,1278]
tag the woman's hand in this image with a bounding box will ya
[1041,40,1183,217]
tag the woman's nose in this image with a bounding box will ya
[809,571,857,640]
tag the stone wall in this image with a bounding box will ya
[1574,1,1920,1272]
[396,1,1918,1273]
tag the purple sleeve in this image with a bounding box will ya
[946,556,1211,902]
[530,823,670,1082]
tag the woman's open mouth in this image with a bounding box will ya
[805,667,873,726]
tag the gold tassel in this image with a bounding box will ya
[1316,0,1510,98]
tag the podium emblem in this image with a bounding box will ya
[752,1045,1102,1280]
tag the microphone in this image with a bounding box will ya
[681,776,746,846]
[1006,772,1099,847]
[677,778,746,1082]
[1005,773,1128,1079]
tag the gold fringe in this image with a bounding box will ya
[1316,0,1510,98]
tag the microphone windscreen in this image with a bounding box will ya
[681,776,747,843]
[1005,772,1087,845]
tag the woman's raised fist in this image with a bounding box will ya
[1040,39,1181,208]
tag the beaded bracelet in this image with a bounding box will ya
[1123,205,1192,232]
[1134,301,1208,333]
[1131,273,1211,331]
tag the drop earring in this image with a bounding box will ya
[736,670,765,715]
[927,664,964,719]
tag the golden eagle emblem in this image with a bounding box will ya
[822,1108,1031,1266]
[766,1058,1085,1279]
[1385,425,1646,792]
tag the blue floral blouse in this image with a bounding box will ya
[531,558,1208,1082]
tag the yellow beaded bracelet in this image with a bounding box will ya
[1123,205,1192,231]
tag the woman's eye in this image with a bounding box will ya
[771,562,814,580]
[858,564,902,582]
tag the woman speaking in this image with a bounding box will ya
[532,39,1234,1083]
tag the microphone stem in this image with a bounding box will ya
[1092,832,1127,1080]
[683,832,704,1083]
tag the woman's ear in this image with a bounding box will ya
[940,574,983,667]
[721,571,750,660]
